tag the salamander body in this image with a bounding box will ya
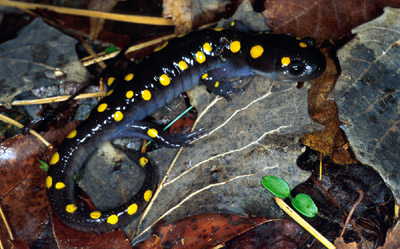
[46,26,326,233]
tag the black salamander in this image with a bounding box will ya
[46,26,326,233]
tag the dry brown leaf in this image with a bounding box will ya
[88,0,120,41]
[300,48,357,164]
[334,237,359,249]
[162,0,233,33]
[263,0,400,42]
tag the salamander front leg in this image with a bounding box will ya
[122,121,205,148]
[201,76,244,102]
[200,63,250,101]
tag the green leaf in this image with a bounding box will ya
[104,45,119,54]
[292,193,318,218]
[261,175,291,198]
[37,159,49,172]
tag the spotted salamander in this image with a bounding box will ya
[46,26,326,233]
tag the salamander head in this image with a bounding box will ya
[247,34,326,82]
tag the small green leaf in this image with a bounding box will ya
[261,175,291,198]
[292,193,318,218]
[104,45,119,54]
[38,159,49,172]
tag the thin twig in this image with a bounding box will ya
[274,197,335,249]
[340,190,364,238]
[0,0,173,26]
[0,204,14,241]
[0,92,105,106]
[0,113,51,147]
[81,34,176,67]
[310,176,363,238]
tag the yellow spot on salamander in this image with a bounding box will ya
[230,41,241,53]
[178,60,188,71]
[195,51,206,64]
[159,74,171,86]
[153,41,168,52]
[66,130,77,139]
[147,128,158,138]
[90,211,101,219]
[84,114,90,120]
[139,157,148,167]
[214,27,223,31]
[296,37,302,40]
[126,90,134,99]
[125,73,134,81]
[250,45,264,59]
[214,81,220,88]
[97,103,107,112]
[231,21,235,26]
[55,182,65,189]
[106,90,114,96]
[202,73,208,79]
[127,203,138,215]
[177,33,186,38]
[281,57,291,66]
[46,176,52,188]
[107,214,118,224]
[66,204,77,213]
[141,90,151,101]
[203,43,212,54]
[299,42,308,48]
[144,190,152,202]
[50,152,59,165]
[114,111,123,122]
[107,77,115,86]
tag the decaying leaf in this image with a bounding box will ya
[133,213,268,249]
[331,7,400,202]
[88,0,120,42]
[334,237,359,249]
[300,48,357,164]
[263,0,400,42]
[88,0,119,41]
[0,122,76,245]
[163,0,232,33]
[225,219,305,248]
[378,220,400,249]
[134,76,323,243]
[51,212,132,249]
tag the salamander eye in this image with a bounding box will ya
[302,37,315,47]
[288,61,305,75]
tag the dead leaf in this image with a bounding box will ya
[331,7,400,202]
[300,48,357,164]
[163,0,233,33]
[378,220,400,249]
[51,212,132,249]
[334,237,359,249]
[133,213,268,249]
[225,219,305,248]
[88,0,120,41]
[0,122,76,245]
[262,0,400,42]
